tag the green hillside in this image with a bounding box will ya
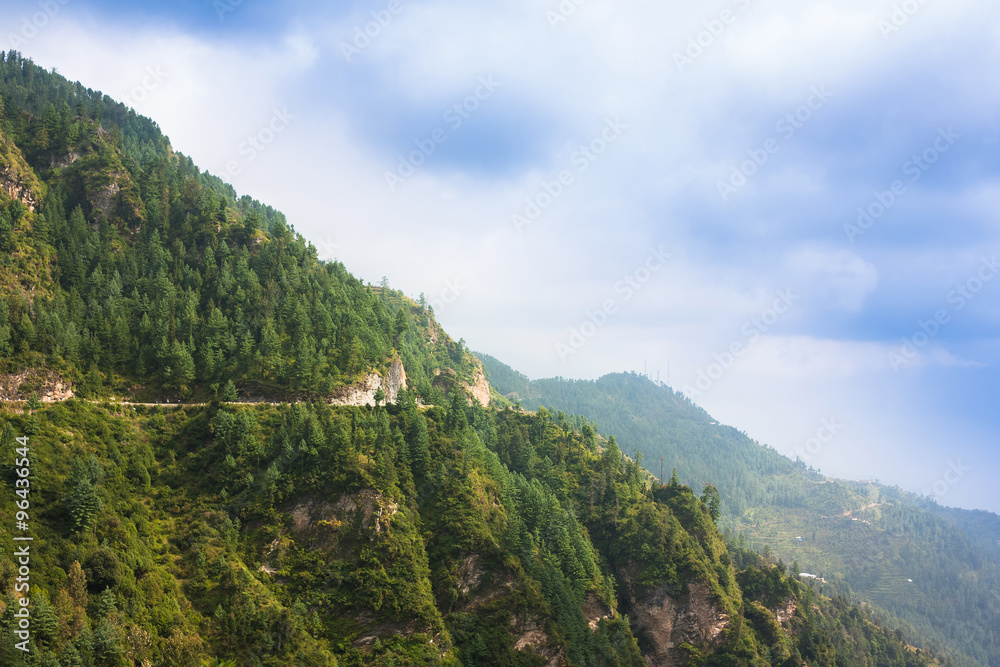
[0,52,955,666]
[478,355,1000,667]
[0,52,480,407]
[0,399,944,666]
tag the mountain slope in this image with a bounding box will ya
[0,51,480,408]
[0,399,943,666]
[478,354,1000,666]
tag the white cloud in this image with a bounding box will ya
[784,246,879,312]
[735,335,891,378]
[24,17,316,180]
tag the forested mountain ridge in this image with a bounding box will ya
[0,51,481,408]
[477,354,1000,666]
[0,52,950,665]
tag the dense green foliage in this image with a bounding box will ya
[479,355,1000,666]
[0,50,478,404]
[0,399,940,666]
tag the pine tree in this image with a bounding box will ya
[221,380,238,402]
[64,455,104,532]
[701,483,722,523]
[67,560,88,607]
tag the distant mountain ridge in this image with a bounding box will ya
[478,352,1000,666]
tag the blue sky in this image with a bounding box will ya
[3,0,999,513]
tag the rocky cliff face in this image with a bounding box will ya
[619,575,730,667]
[467,363,491,407]
[383,357,407,401]
[511,615,564,666]
[0,170,38,212]
[285,490,398,543]
[90,178,122,219]
[50,151,81,169]
[775,597,797,625]
[0,371,74,402]
[328,358,407,407]
[0,130,41,212]
[582,592,613,631]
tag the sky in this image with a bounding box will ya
[3,0,999,513]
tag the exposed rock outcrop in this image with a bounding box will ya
[582,592,612,631]
[0,171,38,212]
[452,553,519,613]
[91,178,122,219]
[0,130,41,212]
[328,357,407,407]
[0,371,74,402]
[456,554,486,596]
[434,359,491,406]
[50,151,81,169]
[467,363,491,407]
[775,597,797,625]
[286,490,398,544]
[619,576,729,667]
[511,616,564,666]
